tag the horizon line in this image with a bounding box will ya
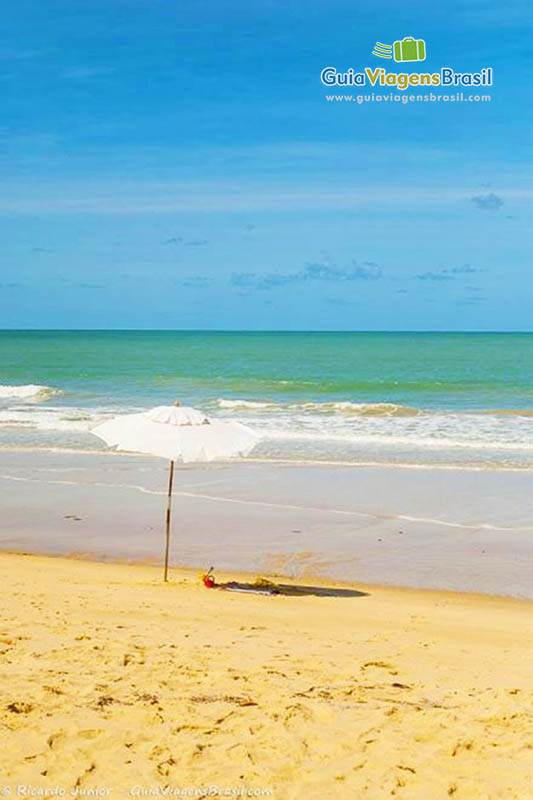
[2,328,533,335]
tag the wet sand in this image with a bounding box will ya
[1,449,533,597]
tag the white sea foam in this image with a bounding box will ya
[0,405,115,432]
[211,400,533,462]
[216,399,277,410]
[2,399,519,454]
[256,427,533,451]
[0,384,64,401]
[2,395,533,467]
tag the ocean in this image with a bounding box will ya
[1,330,533,469]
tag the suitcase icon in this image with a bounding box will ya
[393,37,426,62]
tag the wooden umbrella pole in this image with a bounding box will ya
[163,460,175,582]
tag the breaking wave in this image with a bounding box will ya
[214,398,533,419]
[1,394,533,468]
[216,399,278,410]
[0,406,106,432]
[0,384,64,401]
[299,401,420,417]
[214,398,420,417]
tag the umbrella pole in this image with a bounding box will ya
[163,460,175,582]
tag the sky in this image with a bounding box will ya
[1,0,532,330]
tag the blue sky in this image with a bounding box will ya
[1,0,531,330]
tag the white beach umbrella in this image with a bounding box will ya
[92,403,258,581]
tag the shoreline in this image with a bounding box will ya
[1,551,531,797]
[4,443,533,473]
[2,451,533,599]
[2,546,531,605]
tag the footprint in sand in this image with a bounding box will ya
[283,703,314,724]
[47,731,66,750]
[77,729,104,740]
[92,695,116,710]
[361,661,399,676]
[122,651,145,666]
[6,701,34,714]
[451,740,474,756]
[150,745,176,776]
[135,692,161,708]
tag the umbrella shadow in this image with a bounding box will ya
[218,581,369,598]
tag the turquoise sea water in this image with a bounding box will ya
[1,330,533,468]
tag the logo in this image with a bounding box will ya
[320,35,493,91]
[393,37,426,62]
[373,36,426,62]
[372,42,392,60]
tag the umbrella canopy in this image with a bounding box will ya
[92,404,258,580]
[92,404,257,462]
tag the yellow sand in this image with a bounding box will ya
[0,553,531,800]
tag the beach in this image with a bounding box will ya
[1,330,533,797]
[0,552,531,798]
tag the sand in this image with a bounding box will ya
[0,553,531,799]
